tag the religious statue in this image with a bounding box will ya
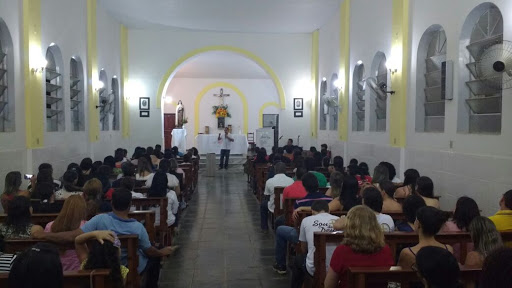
[176,100,184,128]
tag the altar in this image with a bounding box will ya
[196,134,248,155]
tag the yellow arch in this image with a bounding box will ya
[156,45,286,109]
[258,102,280,127]
[194,82,248,136]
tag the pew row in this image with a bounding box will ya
[0,211,156,244]
[347,266,481,288]
[313,230,512,288]
[4,235,139,288]
[0,269,112,288]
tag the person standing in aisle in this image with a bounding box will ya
[218,127,234,170]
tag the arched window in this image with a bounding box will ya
[459,3,503,134]
[352,62,365,132]
[369,52,387,132]
[45,45,64,132]
[329,73,339,131]
[111,77,120,131]
[319,78,327,130]
[0,18,14,132]
[70,57,84,131]
[98,69,109,131]
[416,25,447,133]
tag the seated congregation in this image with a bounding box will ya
[0,144,199,288]
[249,144,512,288]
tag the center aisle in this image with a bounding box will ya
[160,170,291,288]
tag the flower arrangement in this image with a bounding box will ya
[212,104,231,118]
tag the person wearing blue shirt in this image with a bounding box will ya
[34,188,177,287]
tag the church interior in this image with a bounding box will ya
[0,0,511,287]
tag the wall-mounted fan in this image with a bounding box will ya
[96,92,115,113]
[322,95,341,111]
[472,40,512,90]
[366,77,395,99]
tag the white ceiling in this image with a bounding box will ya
[174,51,270,79]
[99,0,340,33]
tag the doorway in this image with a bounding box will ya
[164,113,176,149]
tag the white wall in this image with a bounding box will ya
[163,78,279,149]
[127,30,313,150]
[0,0,124,195]
[315,0,512,216]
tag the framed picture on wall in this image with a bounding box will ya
[140,111,150,117]
[294,111,303,118]
[217,117,225,129]
[263,114,278,128]
[139,97,150,110]
[294,98,303,110]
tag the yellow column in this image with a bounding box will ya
[120,25,130,138]
[338,0,351,141]
[389,0,410,147]
[23,0,44,148]
[311,30,319,138]
[87,0,99,142]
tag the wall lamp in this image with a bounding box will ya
[31,58,47,74]
[94,80,105,92]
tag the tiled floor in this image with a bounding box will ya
[160,170,291,288]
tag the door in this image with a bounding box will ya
[164,113,176,149]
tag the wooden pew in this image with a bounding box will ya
[130,197,170,246]
[313,230,512,288]
[0,211,156,243]
[273,187,286,218]
[255,164,270,201]
[395,195,441,205]
[347,266,481,288]
[0,269,113,288]
[4,235,140,288]
[283,198,301,226]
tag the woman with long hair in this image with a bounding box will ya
[32,182,63,213]
[465,216,503,268]
[326,171,343,199]
[396,195,426,232]
[397,206,453,269]
[95,165,112,194]
[416,246,461,288]
[324,205,394,288]
[55,170,82,200]
[371,165,389,188]
[339,175,361,212]
[82,178,105,219]
[395,169,420,198]
[416,176,439,208]
[1,172,29,212]
[444,196,480,232]
[149,171,179,227]
[0,196,43,238]
[136,157,154,181]
[8,242,63,288]
[379,180,402,212]
[355,162,372,185]
[76,231,127,288]
[44,195,87,271]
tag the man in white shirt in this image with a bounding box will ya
[218,127,234,169]
[260,162,294,232]
[362,187,395,232]
[285,200,338,288]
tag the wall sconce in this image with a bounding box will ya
[94,80,105,92]
[31,57,47,74]
[333,79,342,90]
[387,46,402,75]
[164,96,173,104]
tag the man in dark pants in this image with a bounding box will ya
[218,127,234,169]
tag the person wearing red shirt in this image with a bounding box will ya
[324,205,393,288]
[283,168,308,200]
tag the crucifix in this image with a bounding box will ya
[213,88,230,104]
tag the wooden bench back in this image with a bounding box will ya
[4,235,140,288]
[0,269,113,288]
[130,197,168,245]
[313,230,512,288]
[0,211,156,243]
[283,198,301,226]
[347,267,481,288]
[255,164,270,200]
[273,187,285,217]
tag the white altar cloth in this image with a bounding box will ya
[171,128,187,153]
[196,134,248,154]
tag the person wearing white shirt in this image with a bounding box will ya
[218,127,234,170]
[144,159,181,196]
[260,162,294,231]
[147,170,180,227]
[284,201,338,286]
[362,187,395,232]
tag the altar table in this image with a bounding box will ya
[196,134,248,154]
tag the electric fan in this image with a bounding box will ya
[473,40,512,90]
